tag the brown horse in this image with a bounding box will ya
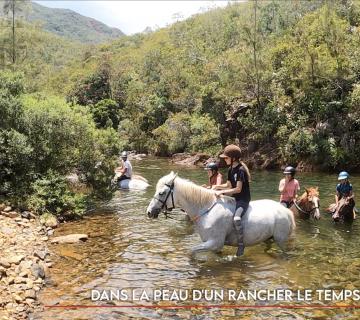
[289,187,321,220]
[326,197,355,223]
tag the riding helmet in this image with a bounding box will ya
[283,166,296,176]
[121,151,128,159]
[338,171,349,180]
[219,144,241,159]
[205,162,219,171]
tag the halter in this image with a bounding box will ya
[153,175,177,214]
[294,199,320,215]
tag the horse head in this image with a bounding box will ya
[296,187,321,220]
[333,197,355,223]
[146,171,177,218]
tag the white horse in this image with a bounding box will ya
[113,173,149,190]
[146,172,296,255]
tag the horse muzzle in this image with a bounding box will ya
[147,209,160,219]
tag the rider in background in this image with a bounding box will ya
[115,151,133,182]
[279,166,300,208]
[334,171,355,219]
[212,144,251,256]
[202,162,223,189]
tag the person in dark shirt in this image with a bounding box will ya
[212,144,251,256]
[334,171,355,219]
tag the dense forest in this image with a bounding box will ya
[1,0,360,217]
[49,0,360,171]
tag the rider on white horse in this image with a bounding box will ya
[115,151,133,182]
[212,144,251,256]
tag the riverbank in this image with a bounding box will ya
[0,204,52,320]
[170,151,327,172]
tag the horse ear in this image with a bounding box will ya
[305,188,309,195]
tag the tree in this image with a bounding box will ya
[2,0,30,65]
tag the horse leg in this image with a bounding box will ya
[273,227,290,252]
[191,238,224,255]
[264,238,273,253]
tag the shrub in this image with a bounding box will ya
[152,112,191,155]
[27,171,87,217]
[279,128,316,163]
[151,112,221,155]
[91,99,121,129]
[189,113,222,154]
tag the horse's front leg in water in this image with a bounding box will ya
[191,239,224,255]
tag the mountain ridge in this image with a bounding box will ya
[27,2,125,43]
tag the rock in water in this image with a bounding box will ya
[50,234,88,244]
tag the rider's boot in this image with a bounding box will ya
[234,207,245,256]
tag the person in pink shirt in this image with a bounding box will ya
[279,166,300,208]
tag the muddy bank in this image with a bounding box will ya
[0,204,52,320]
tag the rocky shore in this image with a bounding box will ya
[0,204,52,320]
[170,151,318,172]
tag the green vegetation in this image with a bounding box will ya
[2,0,360,218]
[0,72,121,218]
[51,0,360,171]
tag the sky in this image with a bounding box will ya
[34,1,233,35]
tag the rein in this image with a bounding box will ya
[190,201,217,223]
[294,199,320,215]
[152,176,216,223]
[154,182,176,213]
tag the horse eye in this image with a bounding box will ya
[159,191,165,196]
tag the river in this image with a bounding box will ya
[33,158,360,319]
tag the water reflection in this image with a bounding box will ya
[34,159,360,319]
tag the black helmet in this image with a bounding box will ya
[205,162,218,171]
[121,151,128,159]
[283,166,296,176]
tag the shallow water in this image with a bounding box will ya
[33,159,360,319]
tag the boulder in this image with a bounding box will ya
[20,211,34,219]
[6,255,25,265]
[172,153,210,166]
[3,206,12,213]
[6,211,20,219]
[24,290,36,299]
[50,234,88,244]
[33,250,48,261]
[0,259,11,268]
[31,264,45,279]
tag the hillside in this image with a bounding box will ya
[28,2,124,44]
[0,17,86,92]
[33,1,360,171]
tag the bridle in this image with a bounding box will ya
[294,197,320,216]
[152,176,177,214]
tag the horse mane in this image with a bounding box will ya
[298,187,319,201]
[297,187,319,209]
[174,177,217,208]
